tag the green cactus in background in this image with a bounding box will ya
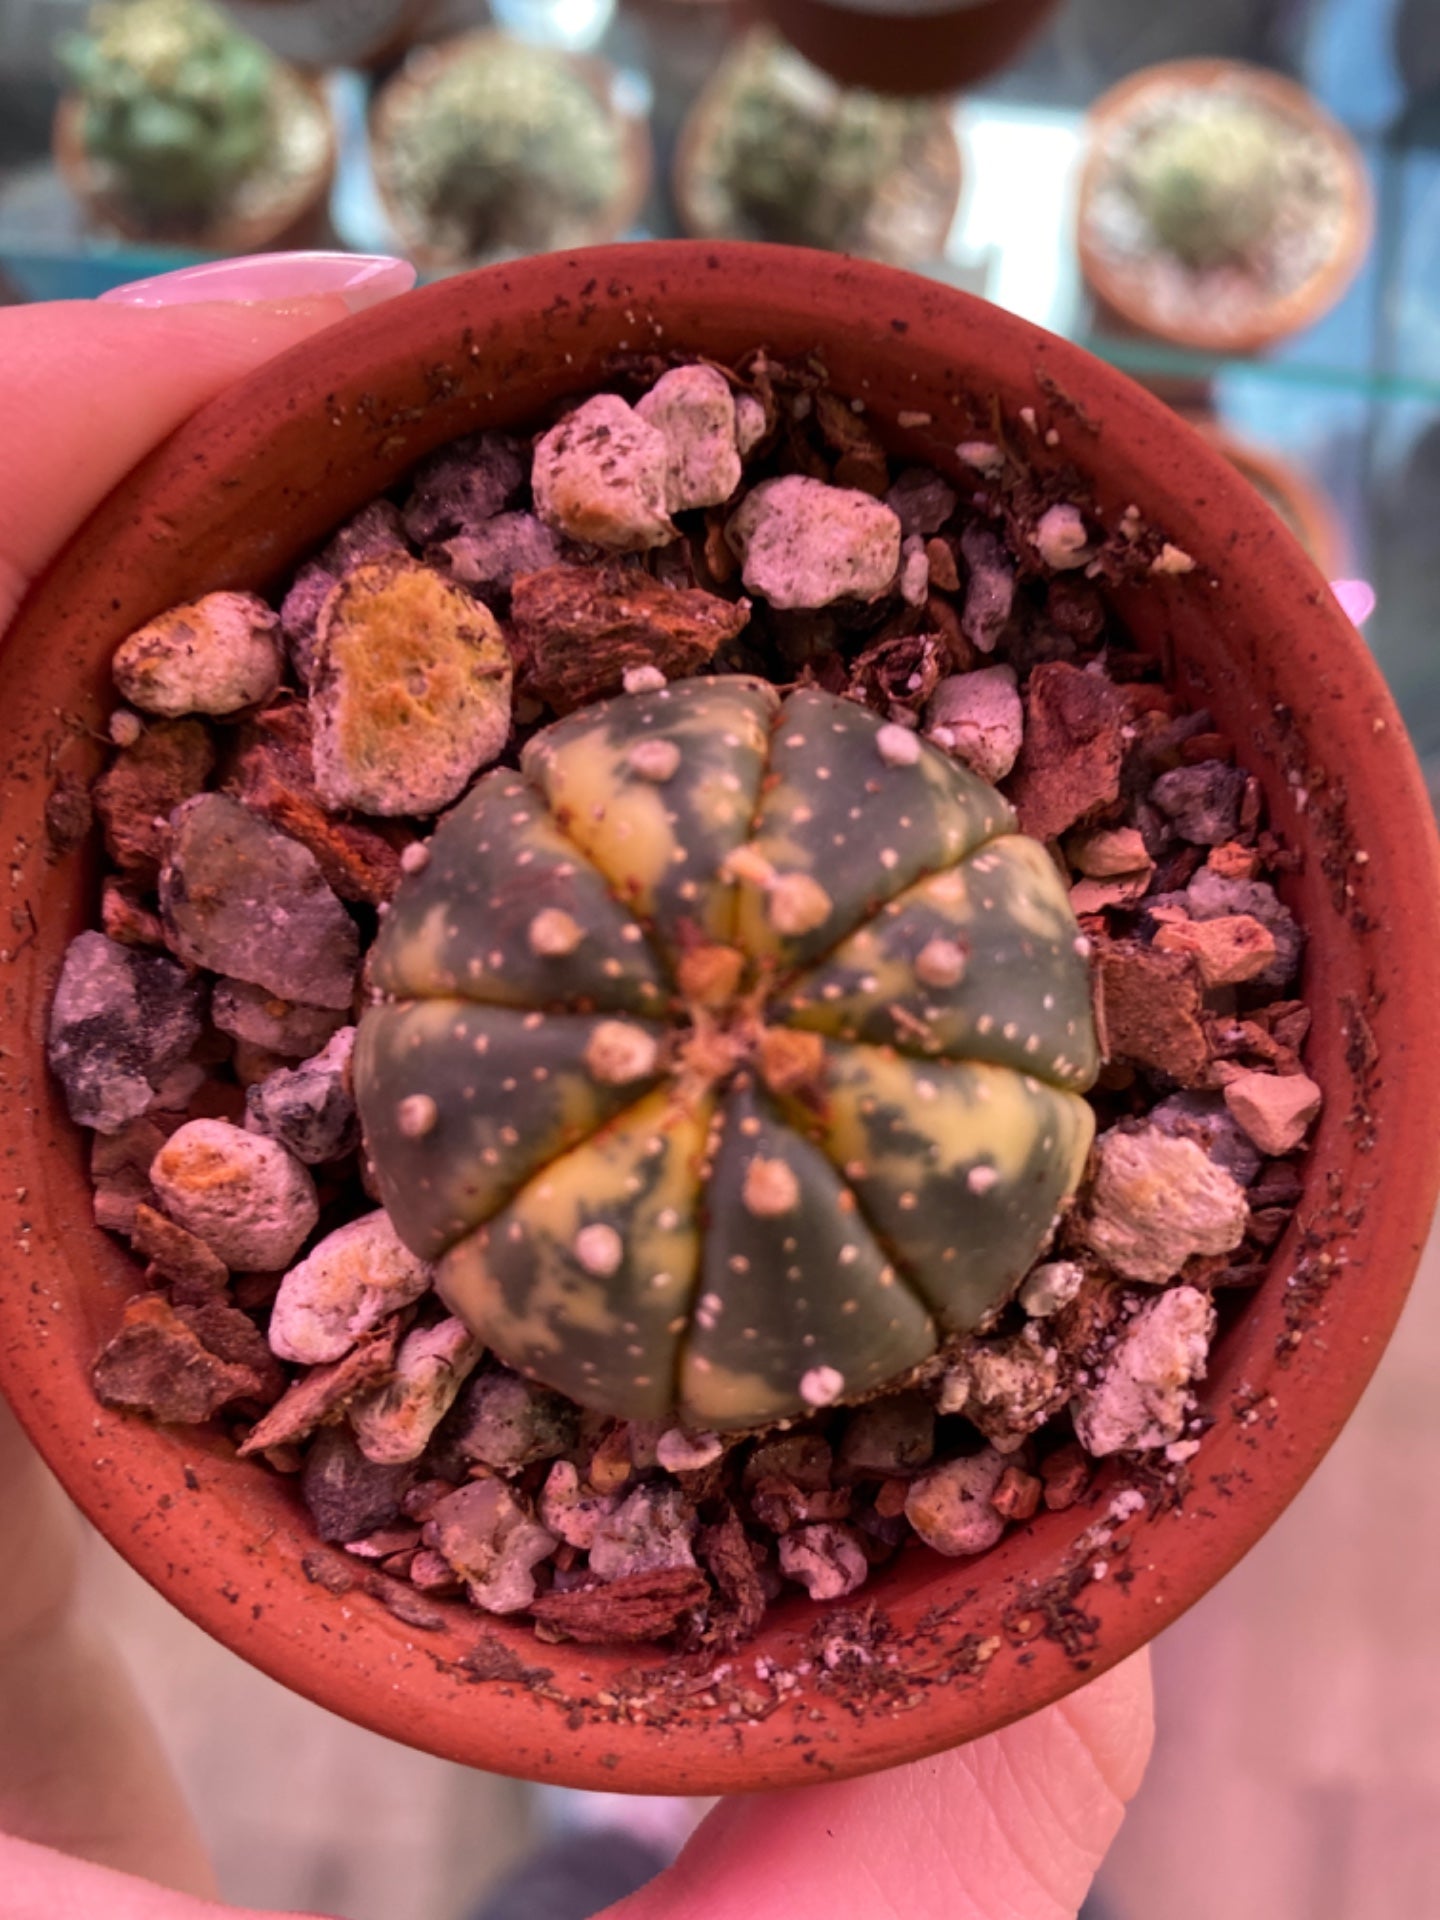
[700,34,924,253]
[378,37,626,262]
[1126,99,1286,270]
[59,0,278,218]
[356,678,1099,1433]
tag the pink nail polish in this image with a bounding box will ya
[98,251,416,312]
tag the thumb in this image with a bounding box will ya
[616,1651,1154,1920]
[0,252,414,632]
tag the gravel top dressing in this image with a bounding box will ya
[48,344,1322,1651]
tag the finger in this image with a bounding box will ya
[0,253,413,633]
[615,1650,1154,1920]
[0,1831,325,1920]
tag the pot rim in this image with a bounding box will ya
[1076,56,1373,356]
[2,242,1436,1793]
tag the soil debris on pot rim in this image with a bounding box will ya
[49,341,1326,1654]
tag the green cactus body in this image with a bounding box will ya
[356,676,1099,1431]
[60,0,278,217]
[1127,101,1285,270]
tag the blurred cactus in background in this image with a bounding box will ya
[378,37,626,262]
[58,0,278,218]
[1126,100,1285,269]
[704,34,918,252]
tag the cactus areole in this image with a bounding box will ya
[356,676,1099,1431]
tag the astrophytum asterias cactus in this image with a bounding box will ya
[355,677,1099,1431]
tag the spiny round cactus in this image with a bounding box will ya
[59,0,278,218]
[377,36,626,263]
[1126,99,1285,270]
[355,677,1099,1432]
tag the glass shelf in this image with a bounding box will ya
[2,0,1437,796]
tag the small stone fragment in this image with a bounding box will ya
[236,1322,402,1455]
[885,467,957,538]
[1222,1070,1323,1155]
[90,1117,165,1235]
[734,392,767,456]
[1019,1259,1086,1317]
[451,1371,579,1471]
[991,1465,1043,1521]
[957,1328,1068,1452]
[510,564,748,714]
[130,1201,229,1296]
[1031,503,1092,571]
[110,709,143,747]
[173,1297,286,1403]
[112,592,282,718]
[92,1293,267,1424]
[636,364,743,512]
[281,500,409,685]
[589,1484,697,1581]
[1008,662,1128,842]
[310,556,513,817]
[837,1393,935,1476]
[1185,868,1303,990]
[1071,1287,1216,1455]
[532,394,676,550]
[1153,913,1277,987]
[1097,939,1210,1087]
[161,794,358,1010]
[727,475,901,609]
[655,1428,725,1473]
[1151,762,1247,845]
[899,535,930,607]
[957,440,1004,474]
[742,1433,834,1492]
[45,771,93,856]
[529,1567,710,1643]
[152,1119,318,1271]
[403,431,527,546]
[47,932,205,1133]
[100,878,165,949]
[1077,1124,1248,1284]
[302,1425,415,1543]
[1149,1090,1262,1187]
[777,1524,870,1601]
[1067,827,1150,878]
[424,1479,557,1613]
[94,718,216,881]
[268,1209,432,1364]
[925,665,1022,782]
[905,1449,1009,1555]
[226,705,404,906]
[245,1027,358,1164]
[1040,1441,1092,1510]
[539,1459,619,1549]
[442,514,563,599]
[210,979,348,1058]
[925,538,960,592]
[350,1317,480,1464]
[958,524,1016,654]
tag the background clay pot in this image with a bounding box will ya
[1077,59,1373,356]
[738,0,1059,97]
[53,73,336,254]
[1191,418,1348,577]
[2,244,1437,1794]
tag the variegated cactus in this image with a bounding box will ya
[355,677,1099,1431]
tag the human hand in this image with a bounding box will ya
[0,252,1152,1920]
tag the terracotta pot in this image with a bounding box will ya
[371,34,652,274]
[1077,59,1373,356]
[53,70,336,255]
[2,244,1436,1793]
[1190,419,1348,578]
[739,0,1058,97]
[673,33,962,265]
